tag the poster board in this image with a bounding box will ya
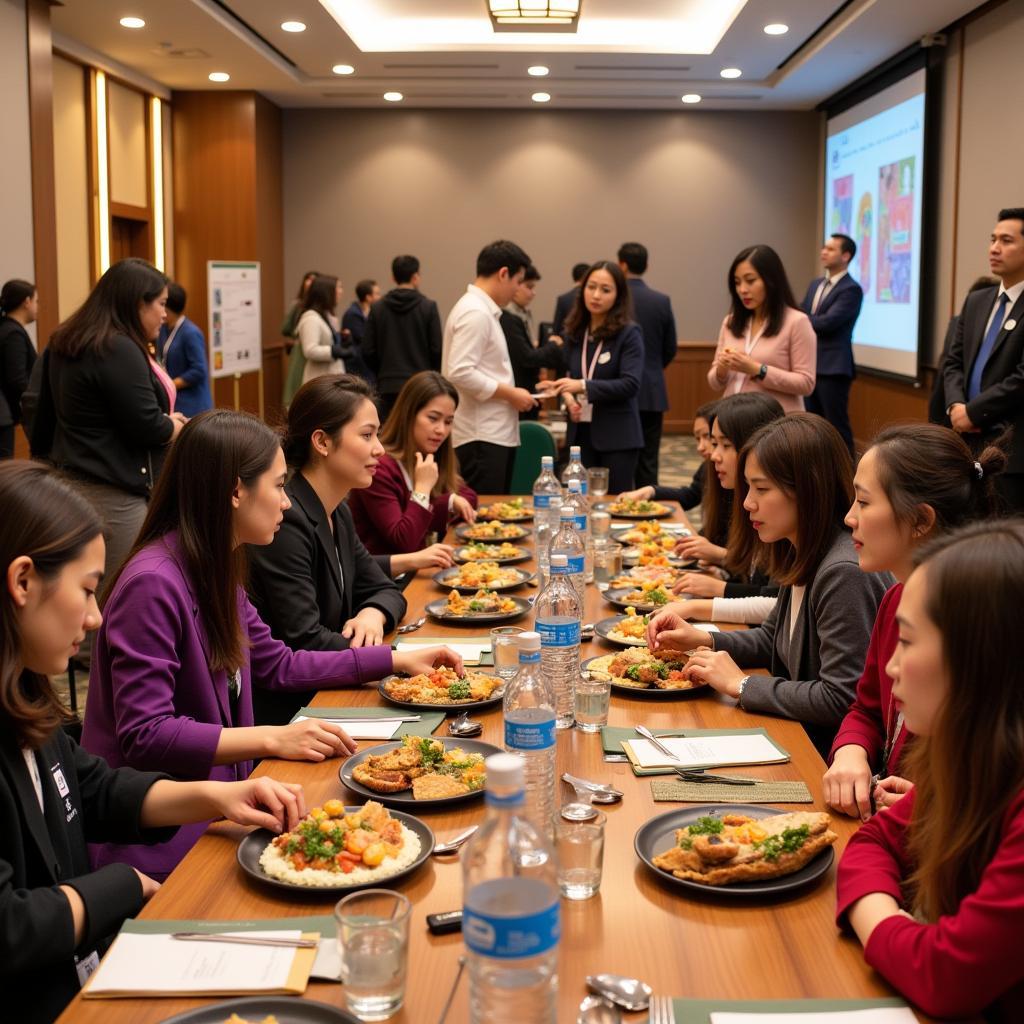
[207,261,261,378]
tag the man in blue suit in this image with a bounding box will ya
[617,242,677,488]
[551,261,589,338]
[157,283,213,417]
[801,233,863,453]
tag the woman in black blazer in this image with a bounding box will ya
[248,374,409,725]
[0,461,306,1024]
[0,279,38,459]
[540,260,644,492]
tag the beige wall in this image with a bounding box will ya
[108,78,148,208]
[282,109,820,340]
[0,0,36,344]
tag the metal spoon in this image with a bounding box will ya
[449,712,483,737]
[586,973,653,1012]
[396,616,427,634]
[562,773,624,804]
[577,994,622,1024]
[581,622,595,642]
[432,825,478,855]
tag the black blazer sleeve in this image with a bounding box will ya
[653,463,704,511]
[101,336,175,446]
[339,504,407,629]
[581,323,644,404]
[807,284,863,336]
[362,309,380,373]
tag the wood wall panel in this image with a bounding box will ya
[665,343,718,433]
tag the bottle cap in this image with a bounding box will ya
[485,752,526,789]
[550,553,568,567]
[570,445,581,457]
[541,456,553,468]
[516,630,541,652]
[567,480,581,492]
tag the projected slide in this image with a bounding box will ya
[824,69,926,378]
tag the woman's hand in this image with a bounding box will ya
[392,645,465,678]
[398,544,456,572]
[268,719,358,762]
[209,777,307,834]
[618,486,655,502]
[873,775,913,811]
[542,377,586,397]
[717,348,761,376]
[567,401,583,423]
[451,495,477,524]
[675,535,727,565]
[682,648,746,697]
[646,609,714,652]
[672,571,727,598]
[823,745,875,821]
[413,452,440,494]
[167,412,188,440]
[341,607,388,647]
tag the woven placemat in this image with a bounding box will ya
[650,778,813,803]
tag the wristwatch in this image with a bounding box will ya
[410,490,430,509]
[752,364,768,381]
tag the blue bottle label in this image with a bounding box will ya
[518,649,541,664]
[533,494,552,509]
[536,618,581,647]
[565,555,585,575]
[464,880,560,959]
[505,715,556,751]
[579,481,588,495]
[571,514,588,533]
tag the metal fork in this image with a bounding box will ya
[648,994,677,1024]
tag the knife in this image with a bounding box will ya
[635,725,680,761]
[674,767,757,787]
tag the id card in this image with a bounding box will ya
[76,951,100,988]
[576,397,594,423]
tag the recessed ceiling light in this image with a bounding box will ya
[208,72,230,83]
[119,16,145,29]
[383,91,403,102]
[281,20,306,32]
[332,64,355,76]
[527,65,550,77]
[720,67,742,79]
[532,91,551,103]
[681,93,702,104]
[764,23,789,35]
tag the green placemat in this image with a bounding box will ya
[600,726,790,776]
[658,997,910,1022]
[292,706,445,737]
[651,778,813,803]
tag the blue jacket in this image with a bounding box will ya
[157,316,213,417]
[627,278,677,411]
[800,274,864,378]
[565,321,644,451]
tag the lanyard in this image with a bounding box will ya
[583,330,604,380]
[161,317,184,366]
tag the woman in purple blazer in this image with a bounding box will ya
[81,410,461,879]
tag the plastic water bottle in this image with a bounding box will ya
[462,753,559,1024]
[503,631,556,837]
[535,553,582,730]
[565,480,594,584]
[549,505,586,608]
[532,455,562,585]
[561,444,588,496]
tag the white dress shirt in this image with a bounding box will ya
[811,268,848,314]
[443,284,518,448]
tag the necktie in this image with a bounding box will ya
[967,292,1010,401]
[812,277,831,314]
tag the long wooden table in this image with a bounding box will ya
[58,501,911,1023]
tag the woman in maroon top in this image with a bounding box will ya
[824,423,1004,820]
[349,372,477,560]
[836,520,1024,1021]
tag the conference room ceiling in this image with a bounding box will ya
[52,0,986,110]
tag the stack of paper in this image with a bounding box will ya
[710,1011,917,1024]
[395,637,492,664]
[291,714,413,740]
[625,732,789,770]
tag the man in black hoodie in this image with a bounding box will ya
[362,254,443,421]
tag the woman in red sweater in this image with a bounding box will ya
[824,424,1004,820]
[836,520,1024,1020]
[349,372,477,559]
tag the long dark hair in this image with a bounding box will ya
[564,260,633,342]
[303,275,339,317]
[0,462,102,747]
[380,371,463,497]
[49,257,168,359]
[282,374,378,469]
[295,270,318,302]
[727,245,798,339]
[905,521,1024,920]
[106,411,281,673]
[0,279,35,317]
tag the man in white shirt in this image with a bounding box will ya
[443,240,537,493]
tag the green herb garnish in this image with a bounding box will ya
[755,825,810,862]
[448,680,471,699]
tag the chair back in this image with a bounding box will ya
[509,421,557,494]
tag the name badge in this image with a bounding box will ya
[597,351,611,364]
[76,951,100,988]
[51,764,70,798]
[1005,319,1017,332]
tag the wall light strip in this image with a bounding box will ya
[151,96,165,271]
[95,70,111,274]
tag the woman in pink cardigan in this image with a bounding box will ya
[707,244,816,413]
[348,371,477,561]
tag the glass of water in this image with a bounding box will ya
[588,467,610,502]
[335,889,411,1021]
[591,539,623,593]
[490,626,525,681]
[575,670,611,732]
[555,811,606,900]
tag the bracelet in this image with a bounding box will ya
[737,675,751,706]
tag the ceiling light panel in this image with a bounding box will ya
[119,16,145,29]
[281,20,307,32]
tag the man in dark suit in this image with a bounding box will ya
[617,242,677,488]
[944,207,1024,512]
[801,233,864,453]
[551,261,589,337]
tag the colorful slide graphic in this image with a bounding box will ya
[876,157,914,304]
[831,175,853,235]
[856,193,873,295]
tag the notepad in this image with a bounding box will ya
[292,715,402,739]
[711,1011,917,1024]
[83,930,317,997]
[625,732,789,770]
[395,638,492,663]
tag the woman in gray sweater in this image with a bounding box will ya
[648,413,893,756]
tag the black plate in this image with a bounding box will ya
[236,808,435,895]
[455,523,531,543]
[339,737,502,810]
[594,614,650,647]
[620,547,692,568]
[454,544,532,565]
[603,586,673,613]
[377,674,505,714]
[159,997,359,1024]
[432,565,533,592]
[582,654,707,701]
[425,595,531,625]
[634,804,836,897]
[594,500,675,519]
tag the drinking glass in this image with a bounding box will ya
[490,626,525,681]
[574,670,611,732]
[592,540,623,592]
[335,889,411,1021]
[588,467,610,502]
[555,811,606,900]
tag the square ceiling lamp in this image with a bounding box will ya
[488,0,581,33]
